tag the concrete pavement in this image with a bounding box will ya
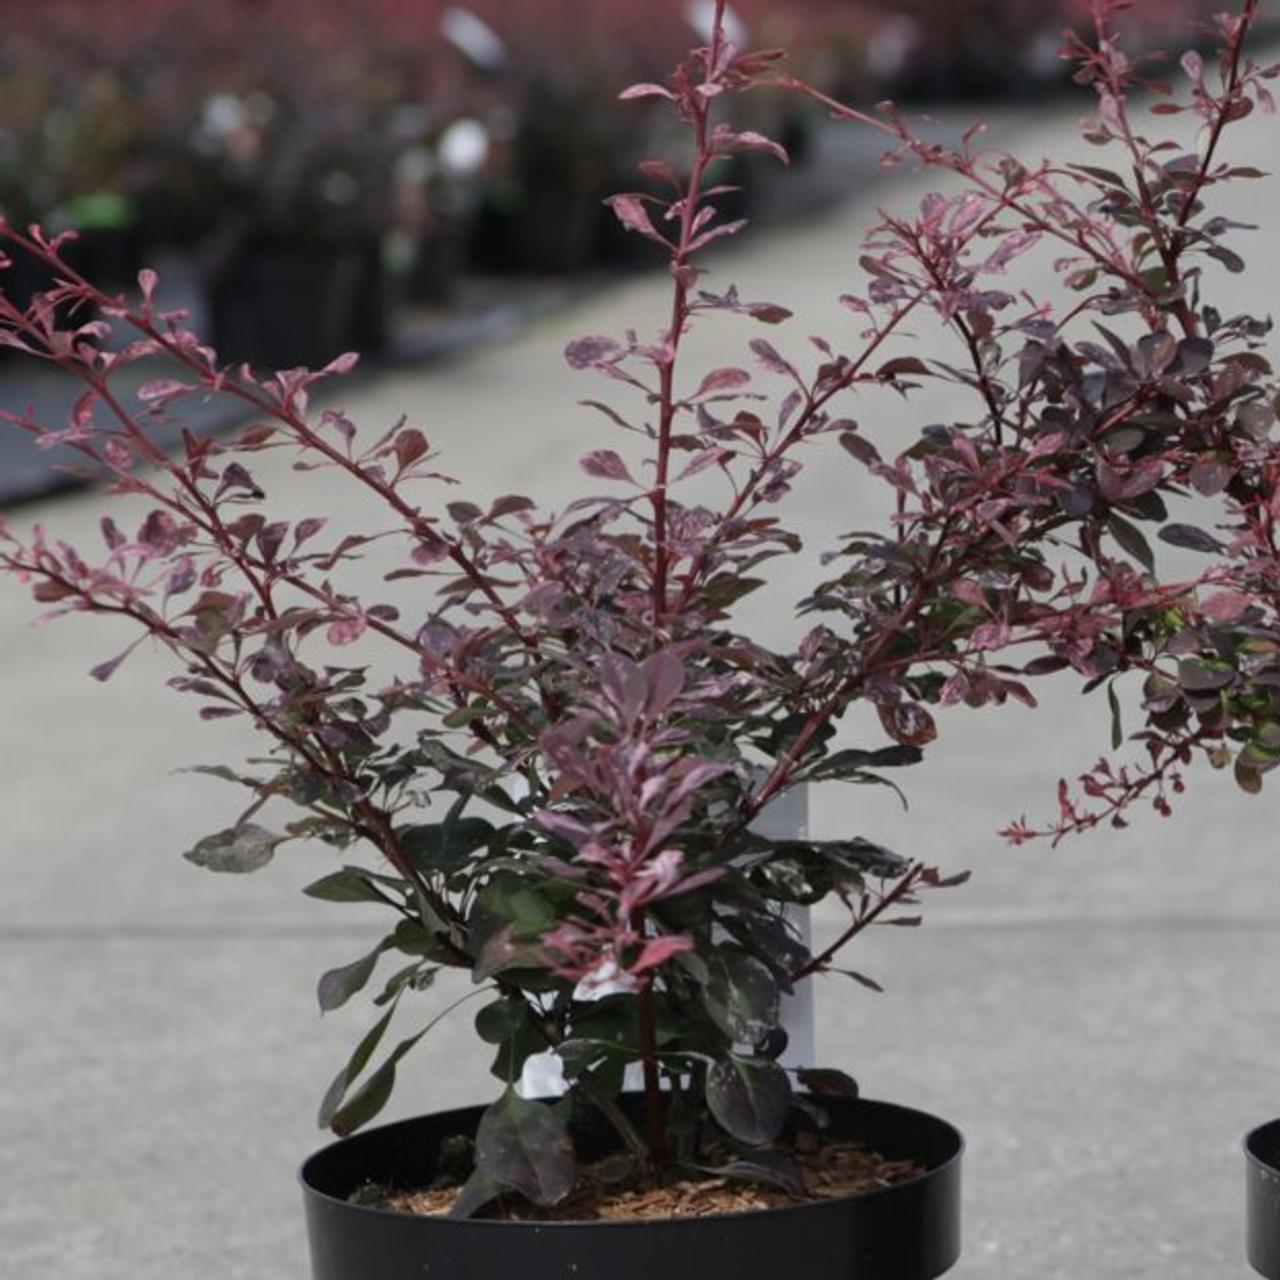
[3,87,1280,1280]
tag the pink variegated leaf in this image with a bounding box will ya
[641,650,685,718]
[600,652,647,723]
[619,82,675,101]
[164,556,197,599]
[137,268,158,308]
[669,866,726,897]
[688,219,749,253]
[327,614,368,646]
[630,935,693,974]
[677,448,732,481]
[321,351,360,377]
[694,367,751,398]
[535,809,596,850]
[712,126,790,166]
[604,194,669,247]
[137,379,191,407]
[564,335,623,370]
[749,338,798,380]
[579,450,634,483]
[1202,590,1251,623]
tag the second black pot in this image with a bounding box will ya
[300,1094,962,1280]
[207,245,379,371]
[1247,1118,1280,1278]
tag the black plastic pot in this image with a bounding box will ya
[1247,1118,1280,1277]
[207,245,380,372]
[300,1095,962,1280]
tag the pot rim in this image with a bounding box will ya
[298,1094,965,1231]
[1246,1117,1280,1173]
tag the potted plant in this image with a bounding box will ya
[1,2,1277,1278]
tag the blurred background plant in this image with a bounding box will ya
[0,0,1239,375]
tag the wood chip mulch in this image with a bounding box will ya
[380,1141,924,1223]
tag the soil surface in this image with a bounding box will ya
[381,1140,924,1222]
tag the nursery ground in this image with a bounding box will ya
[3,89,1280,1280]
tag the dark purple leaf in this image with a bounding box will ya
[703,949,780,1046]
[839,431,882,468]
[100,517,126,551]
[1178,656,1235,692]
[750,338,797,379]
[707,1055,791,1146]
[707,1153,805,1196]
[318,946,383,1013]
[1158,523,1225,554]
[448,501,484,524]
[293,518,327,548]
[89,643,138,682]
[746,302,793,324]
[878,356,929,379]
[1206,244,1246,274]
[1173,337,1214,375]
[182,824,280,874]
[475,1090,576,1206]
[1107,513,1155,572]
[489,494,536,519]
[796,1068,860,1098]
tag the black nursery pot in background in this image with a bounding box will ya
[300,1096,963,1280]
[208,242,386,373]
[1247,1119,1280,1278]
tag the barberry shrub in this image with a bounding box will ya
[0,0,1275,1209]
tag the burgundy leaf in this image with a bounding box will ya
[746,302,793,324]
[394,428,429,470]
[138,510,182,556]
